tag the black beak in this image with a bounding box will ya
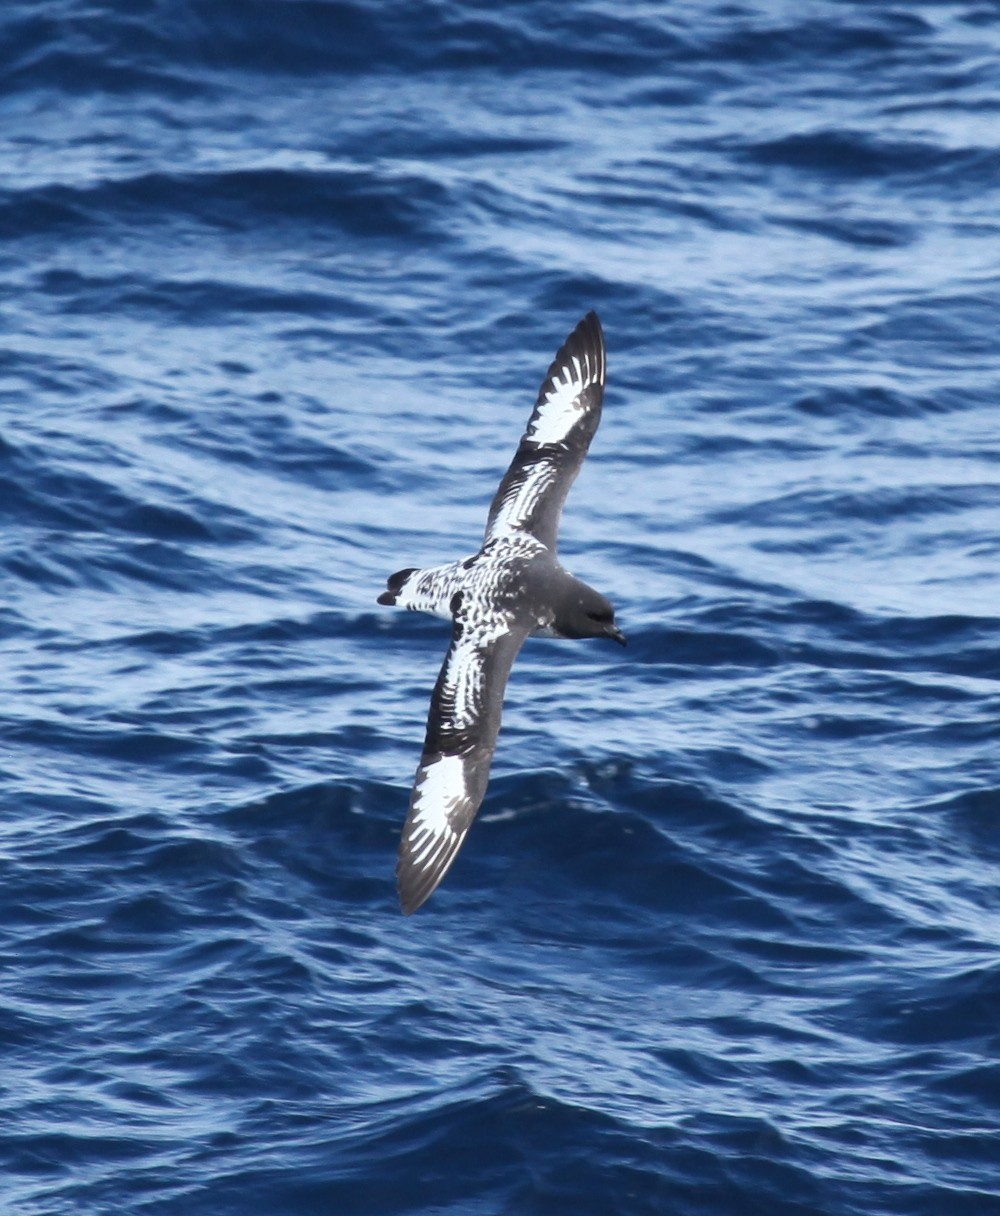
[606,624,627,647]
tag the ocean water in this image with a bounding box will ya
[2,1,999,1212]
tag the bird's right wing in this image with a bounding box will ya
[396,595,531,914]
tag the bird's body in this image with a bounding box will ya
[378,312,625,913]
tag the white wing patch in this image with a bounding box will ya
[408,754,467,855]
[527,361,586,446]
[401,752,474,910]
[527,347,603,447]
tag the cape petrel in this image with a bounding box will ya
[378,311,626,913]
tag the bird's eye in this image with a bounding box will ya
[587,610,610,623]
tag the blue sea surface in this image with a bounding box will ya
[2,2,999,1213]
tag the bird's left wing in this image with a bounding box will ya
[484,311,605,553]
[397,596,530,914]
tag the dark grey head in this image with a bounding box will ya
[554,579,627,646]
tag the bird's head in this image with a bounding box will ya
[557,583,627,646]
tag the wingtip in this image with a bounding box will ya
[572,309,603,348]
[396,857,443,915]
[396,800,468,916]
[567,311,606,379]
[538,310,606,402]
[398,889,426,916]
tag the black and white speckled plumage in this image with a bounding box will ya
[378,312,625,914]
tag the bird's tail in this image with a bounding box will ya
[377,567,418,606]
[377,560,468,620]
